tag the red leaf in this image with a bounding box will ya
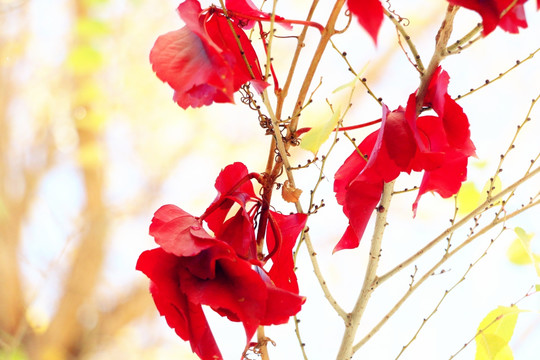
[340,180,383,251]
[179,256,267,340]
[226,0,293,30]
[333,131,384,251]
[333,67,476,248]
[405,68,476,212]
[447,0,528,35]
[334,225,360,253]
[498,2,528,33]
[139,161,306,358]
[413,151,469,214]
[383,107,417,170]
[149,204,217,257]
[150,0,267,109]
[215,208,257,260]
[214,162,258,202]
[261,280,305,325]
[421,67,476,156]
[266,212,307,292]
[347,0,384,43]
[204,163,260,260]
[136,249,223,360]
[334,131,376,208]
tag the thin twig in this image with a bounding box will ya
[455,47,540,101]
[354,198,540,352]
[378,165,540,285]
[335,181,395,360]
[383,8,425,74]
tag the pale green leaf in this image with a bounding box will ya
[475,306,521,360]
[300,108,341,155]
[536,284,540,292]
[332,62,369,93]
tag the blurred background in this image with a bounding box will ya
[1,0,539,359]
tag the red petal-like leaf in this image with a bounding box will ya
[266,211,307,292]
[226,0,293,30]
[149,204,217,257]
[333,131,385,252]
[422,67,476,156]
[179,256,266,340]
[216,208,257,260]
[150,0,268,109]
[413,151,469,214]
[214,162,258,202]
[498,2,528,33]
[204,10,267,91]
[204,163,260,260]
[150,26,235,109]
[347,0,384,43]
[261,281,305,325]
[338,180,383,252]
[383,107,417,170]
[136,249,223,360]
[447,0,528,35]
[334,131,377,208]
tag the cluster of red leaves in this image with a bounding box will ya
[347,0,539,42]
[136,163,307,360]
[150,0,270,109]
[333,68,476,252]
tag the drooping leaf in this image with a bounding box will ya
[300,107,341,155]
[475,306,521,360]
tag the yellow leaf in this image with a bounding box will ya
[507,227,540,276]
[457,177,503,215]
[457,181,481,214]
[475,306,520,360]
[300,107,341,155]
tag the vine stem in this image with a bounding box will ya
[335,180,395,360]
[261,89,347,320]
[257,326,270,360]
